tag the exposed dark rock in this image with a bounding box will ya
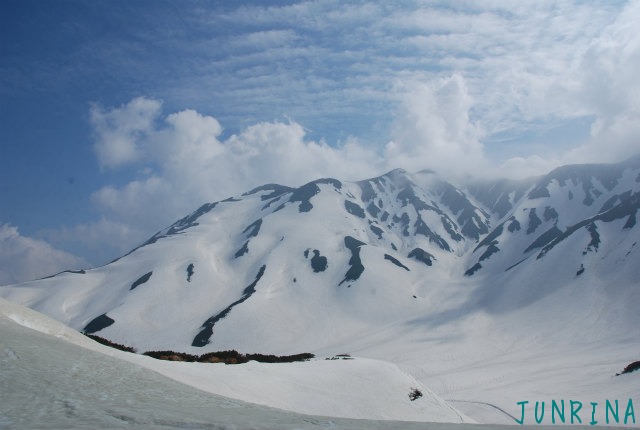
[339,236,366,286]
[384,254,410,271]
[130,271,152,290]
[369,223,384,239]
[380,211,390,222]
[617,360,640,375]
[242,219,263,238]
[538,192,640,259]
[234,241,249,258]
[192,265,266,347]
[576,264,585,276]
[465,263,482,276]
[523,226,562,253]
[366,202,381,218]
[83,314,115,334]
[543,206,559,222]
[288,178,341,213]
[415,216,451,251]
[479,241,500,262]
[407,248,435,266]
[584,222,600,253]
[186,264,195,282]
[243,184,294,201]
[507,217,521,232]
[310,250,328,272]
[527,208,542,234]
[344,200,366,218]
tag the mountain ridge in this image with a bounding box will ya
[1,156,639,357]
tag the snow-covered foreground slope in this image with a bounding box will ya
[0,298,473,427]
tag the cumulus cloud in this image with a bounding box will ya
[0,223,88,285]
[91,97,162,169]
[386,74,487,178]
[82,97,384,256]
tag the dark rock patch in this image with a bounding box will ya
[415,217,451,251]
[464,263,482,276]
[366,202,381,218]
[186,264,195,282]
[130,271,152,290]
[523,226,562,253]
[507,217,521,232]
[144,349,314,365]
[234,241,249,258]
[369,224,384,239]
[380,211,390,222]
[192,265,266,347]
[242,219,263,238]
[576,264,585,276]
[543,206,559,222]
[479,242,500,262]
[527,208,542,234]
[344,200,365,218]
[83,314,115,334]
[617,360,640,375]
[408,248,435,266]
[384,254,410,271]
[243,184,293,200]
[339,236,366,286]
[310,250,328,272]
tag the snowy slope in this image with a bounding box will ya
[1,156,639,426]
[0,299,471,423]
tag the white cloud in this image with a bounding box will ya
[79,98,384,258]
[386,74,487,178]
[91,97,163,169]
[0,223,88,285]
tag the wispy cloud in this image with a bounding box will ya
[0,223,88,285]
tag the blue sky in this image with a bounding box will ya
[1,0,639,283]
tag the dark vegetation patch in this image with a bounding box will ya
[441,215,463,242]
[369,224,384,239]
[326,354,353,360]
[289,178,342,213]
[242,219,263,238]
[243,184,294,200]
[474,223,504,252]
[42,269,86,279]
[234,241,249,258]
[415,217,451,251]
[523,226,562,253]
[407,248,435,266]
[464,262,482,276]
[543,206,559,222]
[616,360,640,376]
[479,241,500,262]
[358,180,377,201]
[192,265,266,347]
[344,200,365,218]
[310,250,328,272]
[130,271,153,290]
[366,202,381,218]
[339,236,366,286]
[409,388,423,401]
[144,349,314,365]
[384,254,410,271]
[83,314,115,334]
[584,222,600,254]
[507,217,521,233]
[527,208,542,234]
[186,264,195,282]
[84,334,136,353]
[538,192,639,259]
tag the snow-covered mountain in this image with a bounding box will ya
[2,157,639,354]
[1,156,639,425]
